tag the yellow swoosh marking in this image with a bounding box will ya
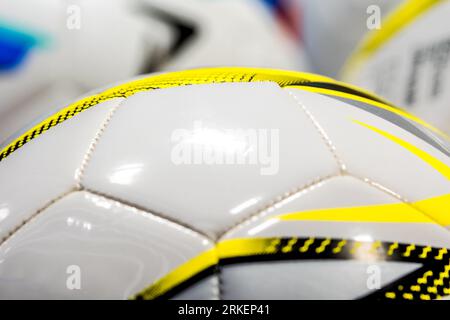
[277,119,450,226]
[275,193,450,227]
[132,248,217,300]
[354,120,450,180]
[414,194,450,227]
[278,202,434,224]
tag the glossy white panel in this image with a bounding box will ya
[0,191,212,299]
[0,99,122,241]
[220,261,420,300]
[81,82,338,236]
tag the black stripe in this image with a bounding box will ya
[136,238,450,300]
[299,81,392,106]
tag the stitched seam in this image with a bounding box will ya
[84,187,213,241]
[75,98,125,188]
[0,187,77,248]
[217,174,339,240]
[352,175,410,203]
[352,173,450,233]
[285,89,347,173]
[83,189,211,243]
[0,187,213,249]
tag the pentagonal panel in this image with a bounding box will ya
[81,82,338,236]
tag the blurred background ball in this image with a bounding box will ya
[342,0,450,135]
[300,0,402,77]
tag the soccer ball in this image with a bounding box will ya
[0,67,449,299]
[0,0,308,143]
[300,0,402,76]
[343,0,450,135]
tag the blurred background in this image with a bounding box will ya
[0,0,406,143]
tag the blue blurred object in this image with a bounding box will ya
[261,0,278,9]
[260,0,302,39]
[0,23,44,72]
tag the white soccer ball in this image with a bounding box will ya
[343,0,450,135]
[0,0,308,143]
[0,68,449,300]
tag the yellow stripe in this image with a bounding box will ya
[133,237,277,299]
[353,120,450,225]
[342,0,444,79]
[288,86,449,141]
[354,120,450,180]
[217,237,275,259]
[132,248,218,300]
[134,238,275,299]
[415,194,450,227]
[277,202,435,224]
[277,193,450,226]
